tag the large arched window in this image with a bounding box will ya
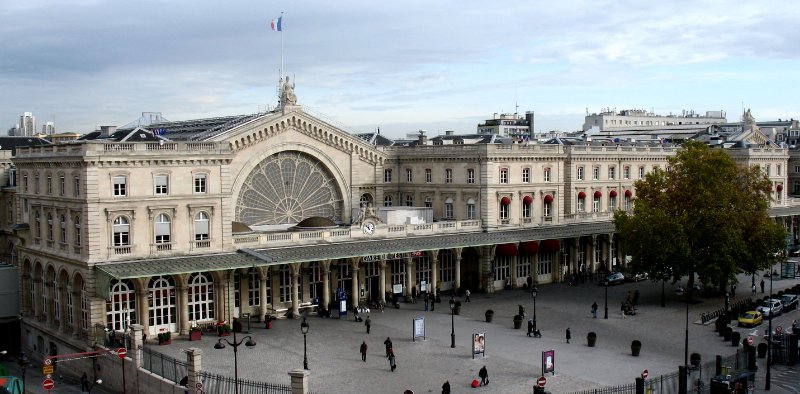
[194,212,210,241]
[248,267,260,307]
[106,279,136,331]
[113,216,130,246]
[148,276,176,334]
[81,283,90,330]
[188,272,215,322]
[154,213,171,244]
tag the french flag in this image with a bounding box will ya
[270,16,282,31]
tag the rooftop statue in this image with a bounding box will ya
[281,76,297,106]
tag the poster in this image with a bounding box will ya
[542,350,555,375]
[413,317,425,342]
[472,333,485,358]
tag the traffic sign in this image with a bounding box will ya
[195,390,202,394]
[641,369,649,380]
[748,336,754,346]
[537,376,547,387]
[42,378,55,390]
[776,325,783,334]
[43,358,52,366]
[196,382,203,389]
[42,365,54,375]
[117,347,127,359]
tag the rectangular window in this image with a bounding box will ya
[59,176,65,196]
[406,169,412,182]
[638,166,645,179]
[777,164,782,176]
[194,174,207,194]
[593,167,600,180]
[467,169,475,184]
[593,198,600,212]
[577,167,584,181]
[623,166,630,179]
[47,176,52,195]
[405,195,413,207]
[609,196,616,210]
[766,165,771,176]
[34,176,40,194]
[23,175,28,193]
[425,169,432,183]
[499,204,509,220]
[608,166,616,180]
[543,202,551,217]
[113,176,127,196]
[155,175,169,195]
[577,199,584,212]
[543,168,551,182]
[444,202,453,219]
[500,168,508,184]
[384,169,392,183]
[522,168,530,183]
[467,203,475,220]
[795,165,800,173]
[523,203,531,218]
[248,269,260,307]
[445,169,453,183]
[73,177,80,197]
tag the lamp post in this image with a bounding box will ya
[17,352,28,394]
[449,296,455,348]
[214,328,256,394]
[766,260,774,390]
[604,282,609,319]
[301,317,310,370]
[530,286,538,328]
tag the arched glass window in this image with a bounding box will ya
[113,216,130,246]
[248,267,260,307]
[155,213,171,244]
[81,283,89,330]
[106,279,136,331]
[384,195,393,207]
[194,212,209,241]
[66,285,74,325]
[148,276,176,333]
[188,272,215,322]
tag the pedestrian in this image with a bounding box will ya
[760,279,765,294]
[527,318,534,337]
[412,286,417,304]
[478,365,489,386]
[527,275,533,288]
[566,327,571,343]
[625,290,633,304]
[360,341,368,362]
[81,372,90,392]
[424,294,429,311]
[465,289,471,302]
[633,289,640,306]
[442,380,451,394]
[591,301,598,318]
[365,315,371,334]
[621,302,626,319]
[730,284,736,296]
[752,283,757,295]
[431,293,435,311]
[388,348,396,372]
[384,337,393,357]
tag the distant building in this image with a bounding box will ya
[477,111,534,140]
[41,121,55,135]
[17,112,36,136]
[583,108,727,132]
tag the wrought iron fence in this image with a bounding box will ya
[142,346,187,384]
[197,371,293,394]
[567,382,637,394]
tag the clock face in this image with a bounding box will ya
[362,221,375,235]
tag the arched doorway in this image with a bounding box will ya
[148,276,176,335]
[106,279,136,332]
[460,247,480,294]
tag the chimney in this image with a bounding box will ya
[100,126,117,137]
[418,130,427,145]
[445,130,454,136]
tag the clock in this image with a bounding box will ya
[362,220,375,235]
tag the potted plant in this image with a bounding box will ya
[587,332,597,347]
[730,331,741,347]
[453,301,462,315]
[513,315,523,329]
[264,314,273,329]
[485,309,494,323]
[690,353,701,369]
[189,326,202,341]
[757,343,768,358]
[631,340,642,356]
[217,321,231,337]
[157,331,172,345]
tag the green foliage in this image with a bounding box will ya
[614,141,785,293]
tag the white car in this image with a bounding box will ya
[756,299,783,317]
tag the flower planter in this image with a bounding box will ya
[690,353,701,369]
[587,332,597,347]
[723,327,732,341]
[731,332,741,347]
[485,310,494,323]
[631,340,641,356]
[189,331,202,341]
[158,339,171,346]
[513,315,523,329]
[218,331,230,337]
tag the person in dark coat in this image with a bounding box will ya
[388,348,396,371]
[527,318,534,337]
[81,372,90,392]
[424,293,429,311]
[566,327,571,343]
[442,380,451,394]
[360,341,368,362]
[760,279,765,294]
[384,337,393,357]
[591,301,598,318]
[478,365,489,386]
[365,315,371,334]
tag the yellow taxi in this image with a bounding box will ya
[737,311,763,327]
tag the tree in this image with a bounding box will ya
[614,141,785,300]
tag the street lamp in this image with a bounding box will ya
[17,352,28,393]
[604,281,609,319]
[214,328,256,394]
[766,260,775,390]
[449,296,455,348]
[530,286,538,328]
[301,317,310,370]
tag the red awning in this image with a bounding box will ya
[541,239,560,253]
[519,241,539,254]
[624,190,632,197]
[594,190,602,198]
[496,243,518,257]
[609,190,618,198]
[777,184,783,192]
[577,191,586,199]
[543,194,554,203]
[523,195,533,204]
[500,196,511,206]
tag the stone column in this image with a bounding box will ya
[590,234,598,272]
[178,282,189,336]
[429,250,439,297]
[350,258,360,309]
[288,369,310,394]
[480,245,495,293]
[72,286,82,337]
[291,263,301,318]
[404,256,414,297]
[184,348,203,393]
[136,289,150,336]
[45,282,54,325]
[130,324,144,367]
[608,233,615,270]
[510,246,518,289]
[378,260,387,302]
[453,248,463,292]
[321,260,331,310]
[259,267,269,318]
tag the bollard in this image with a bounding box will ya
[635,377,644,394]
[678,365,687,394]
[715,355,722,376]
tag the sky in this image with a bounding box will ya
[1,0,799,139]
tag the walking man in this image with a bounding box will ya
[527,318,534,337]
[478,365,489,386]
[388,348,396,372]
[566,327,571,343]
[752,283,757,295]
[442,380,451,394]
[365,315,371,334]
[591,301,598,318]
[424,293,429,311]
[621,302,627,319]
[760,279,765,294]
[384,337,393,357]
[360,341,368,362]
[465,289,471,302]
[81,372,90,392]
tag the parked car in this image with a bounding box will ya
[599,272,625,286]
[788,246,800,257]
[626,272,649,282]
[756,299,783,317]
[780,294,798,311]
[738,311,763,327]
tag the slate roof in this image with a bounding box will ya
[0,136,51,154]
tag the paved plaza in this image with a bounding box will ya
[7,271,798,393]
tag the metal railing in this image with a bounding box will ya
[197,371,292,394]
[142,346,187,384]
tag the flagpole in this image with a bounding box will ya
[280,11,284,82]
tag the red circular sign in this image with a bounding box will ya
[748,336,754,346]
[117,347,127,359]
[537,376,547,387]
[641,369,649,379]
[42,378,55,390]
[776,325,783,333]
